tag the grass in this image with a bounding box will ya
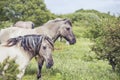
[23,26,120,80]
[23,38,120,80]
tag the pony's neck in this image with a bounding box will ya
[35,25,61,42]
[44,24,61,42]
[18,44,36,60]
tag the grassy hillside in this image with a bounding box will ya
[0,9,118,80]
[23,26,120,80]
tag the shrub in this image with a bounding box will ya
[0,57,19,80]
[0,21,13,29]
[91,17,120,71]
[0,0,56,27]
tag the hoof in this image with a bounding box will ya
[37,77,42,80]
[37,73,41,79]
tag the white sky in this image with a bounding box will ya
[44,0,120,15]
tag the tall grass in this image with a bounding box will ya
[23,26,120,80]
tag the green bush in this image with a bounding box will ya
[0,57,19,80]
[71,9,120,72]
[91,17,120,71]
[0,21,13,29]
[0,0,56,27]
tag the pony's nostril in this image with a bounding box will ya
[69,38,76,45]
[46,63,53,68]
[46,61,54,69]
[73,38,76,43]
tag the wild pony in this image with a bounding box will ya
[0,35,54,80]
[12,21,34,29]
[0,18,76,79]
[0,18,76,44]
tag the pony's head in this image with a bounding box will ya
[56,18,76,44]
[5,35,54,68]
[45,18,76,44]
[39,36,54,68]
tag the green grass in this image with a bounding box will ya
[23,26,120,80]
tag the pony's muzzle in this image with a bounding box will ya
[69,38,76,45]
[46,59,54,69]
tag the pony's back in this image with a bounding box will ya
[13,21,34,29]
[0,27,37,43]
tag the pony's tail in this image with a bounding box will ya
[5,36,22,47]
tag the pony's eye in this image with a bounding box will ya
[66,28,70,31]
[43,46,46,50]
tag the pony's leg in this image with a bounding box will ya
[17,69,25,80]
[35,56,44,79]
[17,63,28,80]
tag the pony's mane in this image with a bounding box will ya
[44,18,72,27]
[6,35,54,55]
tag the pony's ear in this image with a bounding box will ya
[64,19,72,26]
[54,18,62,22]
[5,38,19,47]
[45,36,54,50]
[63,18,68,21]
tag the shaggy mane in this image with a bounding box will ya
[6,35,54,55]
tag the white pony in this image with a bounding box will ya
[12,21,34,29]
[0,35,54,80]
[0,18,76,44]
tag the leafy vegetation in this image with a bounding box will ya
[91,18,120,71]
[63,9,120,72]
[0,0,56,28]
[0,57,19,80]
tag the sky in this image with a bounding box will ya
[44,0,120,15]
